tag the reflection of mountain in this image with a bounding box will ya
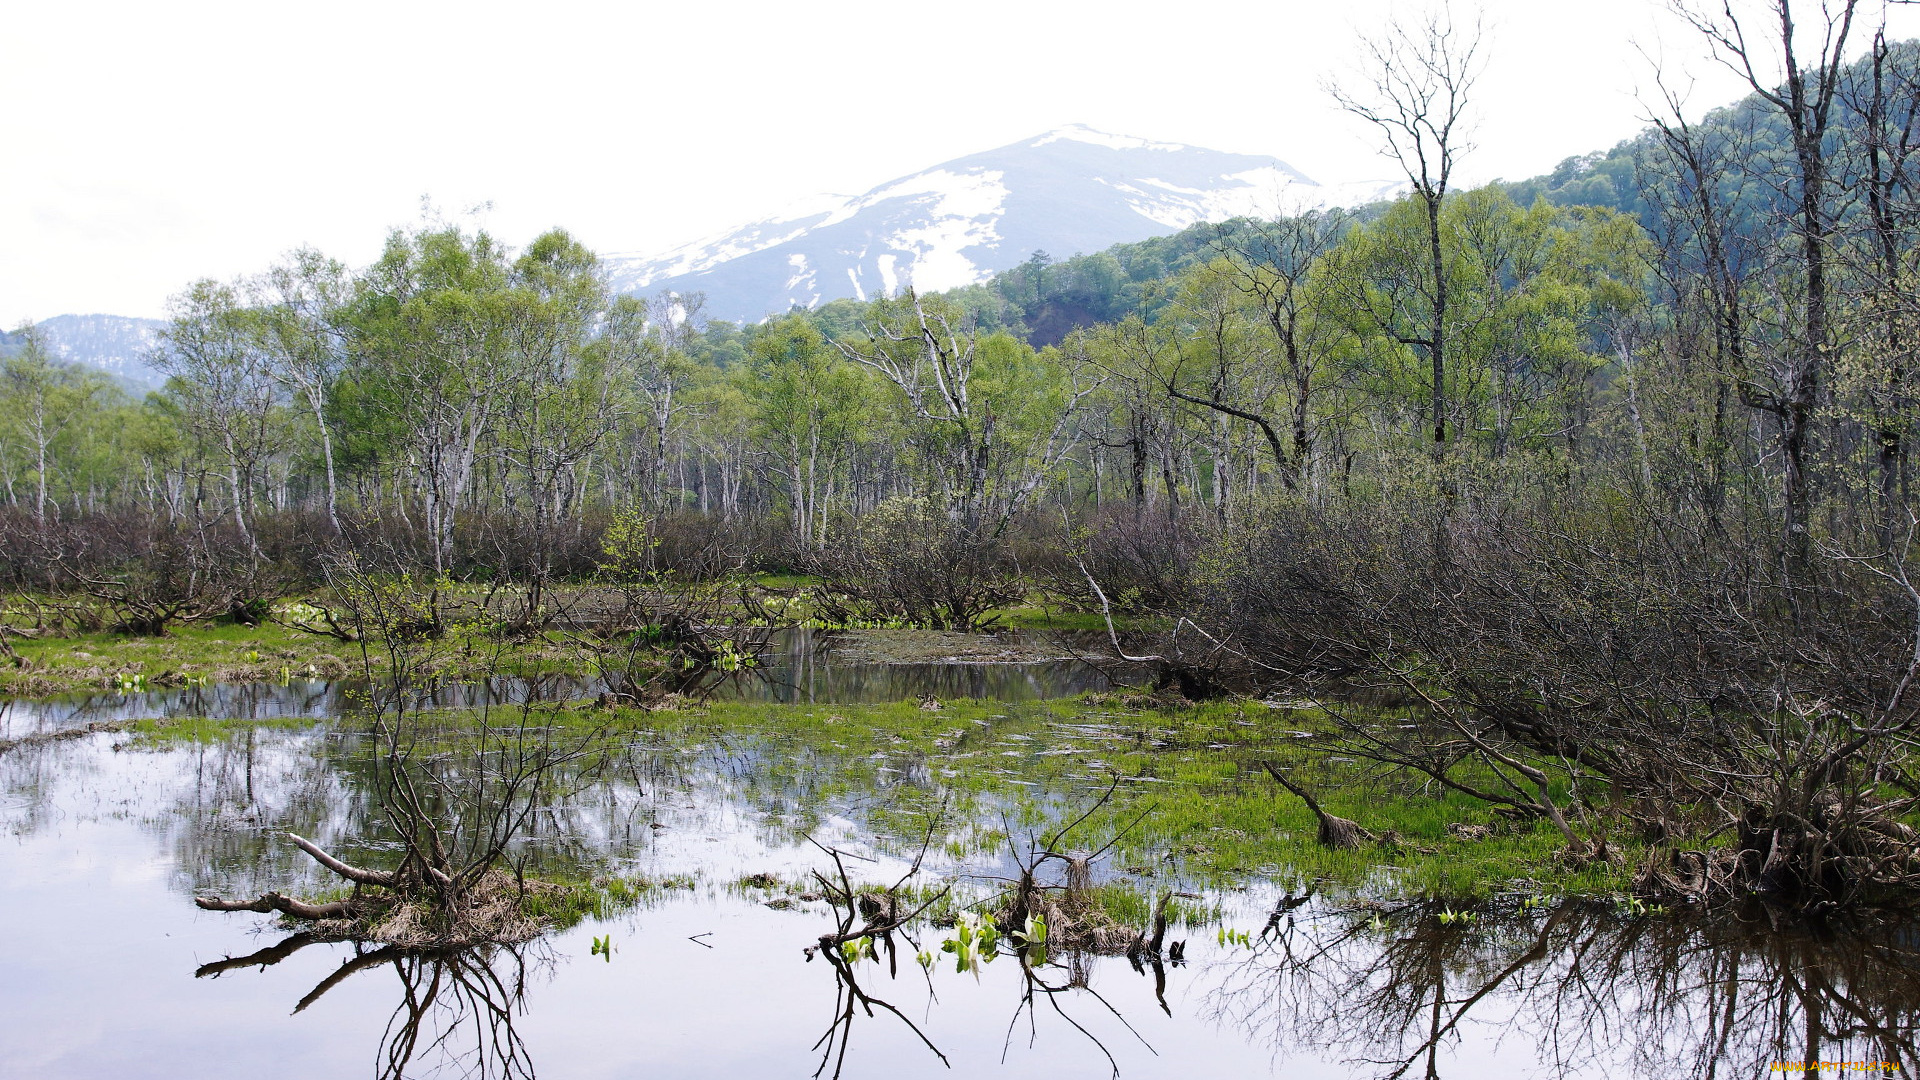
[605,125,1403,324]
[0,313,166,390]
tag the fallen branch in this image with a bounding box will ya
[1263,761,1377,849]
[0,720,136,757]
[290,833,396,886]
[1076,556,1162,663]
[194,832,391,924]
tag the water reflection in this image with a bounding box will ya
[11,707,1920,1077]
[1211,898,1920,1079]
[197,936,543,1080]
[812,930,1162,1080]
[0,629,1119,738]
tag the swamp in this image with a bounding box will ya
[12,1,1920,1075]
[4,613,1920,1078]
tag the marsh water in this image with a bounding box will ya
[2,636,1918,1078]
[0,629,1117,739]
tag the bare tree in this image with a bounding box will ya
[1209,211,1354,490]
[1838,27,1920,542]
[835,292,1098,534]
[1668,0,1863,563]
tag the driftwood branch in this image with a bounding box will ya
[194,833,397,922]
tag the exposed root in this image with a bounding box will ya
[994,853,1144,954]
[1628,810,1920,907]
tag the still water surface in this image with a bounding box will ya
[0,629,1117,741]
[1,648,1916,1078]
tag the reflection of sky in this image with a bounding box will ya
[0,733,1303,1080]
[4,727,1916,1079]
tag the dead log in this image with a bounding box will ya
[0,720,136,757]
[194,891,354,921]
[1263,761,1376,850]
[193,834,399,922]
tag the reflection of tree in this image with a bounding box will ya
[812,942,948,1080]
[157,723,678,907]
[196,935,544,1079]
[810,941,1161,1080]
[1207,899,1920,1079]
[1002,949,1154,1079]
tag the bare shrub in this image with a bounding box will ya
[1018,504,1202,615]
[1200,492,1920,907]
[564,510,778,707]
[806,497,1022,631]
[197,565,610,945]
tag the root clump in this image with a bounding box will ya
[196,834,563,948]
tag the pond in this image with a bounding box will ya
[1,647,1916,1078]
[0,629,1120,741]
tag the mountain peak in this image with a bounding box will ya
[607,130,1403,323]
[1028,125,1190,153]
[0,313,165,389]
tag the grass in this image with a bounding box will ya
[9,611,1644,905]
[0,618,363,697]
[334,694,1645,902]
[519,872,703,929]
[0,583,1130,696]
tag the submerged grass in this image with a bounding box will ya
[53,676,1647,905]
[623,695,1643,901]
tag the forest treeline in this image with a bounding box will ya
[9,2,1920,910]
[11,40,1920,555]
[0,188,1644,559]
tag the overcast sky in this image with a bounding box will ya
[6,0,1918,325]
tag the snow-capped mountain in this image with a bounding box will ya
[605,125,1402,323]
[1,314,167,390]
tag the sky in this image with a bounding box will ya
[5,0,1919,325]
